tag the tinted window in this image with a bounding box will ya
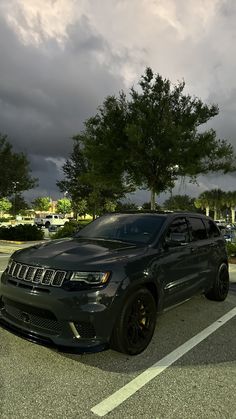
[188,217,207,241]
[75,214,166,244]
[204,219,221,238]
[165,217,190,242]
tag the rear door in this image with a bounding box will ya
[186,216,211,292]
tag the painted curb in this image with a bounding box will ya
[0,240,25,245]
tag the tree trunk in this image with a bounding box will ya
[205,206,210,217]
[214,207,217,220]
[231,207,235,224]
[150,189,155,210]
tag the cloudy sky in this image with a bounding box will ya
[0,0,236,204]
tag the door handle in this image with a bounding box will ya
[190,247,198,253]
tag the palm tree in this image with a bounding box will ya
[195,189,225,220]
[194,191,212,217]
[225,191,236,223]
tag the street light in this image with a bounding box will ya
[63,191,68,215]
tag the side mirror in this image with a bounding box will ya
[164,233,187,247]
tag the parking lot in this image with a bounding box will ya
[0,253,236,419]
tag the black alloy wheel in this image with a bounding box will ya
[111,288,157,355]
[45,221,50,229]
[205,263,229,301]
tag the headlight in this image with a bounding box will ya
[70,271,110,285]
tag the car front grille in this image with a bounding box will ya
[8,260,66,287]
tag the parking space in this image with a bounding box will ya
[1,253,236,418]
[0,262,236,419]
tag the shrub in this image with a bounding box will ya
[53,220,91,239]
[0,224,44,241]
[226,242,236,257]
[53,220,80,239]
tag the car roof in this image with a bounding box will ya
[111,211,210,220]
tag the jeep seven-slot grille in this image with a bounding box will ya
[8,260,66,287]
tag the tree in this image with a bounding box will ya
[57,135,132,220]
[32,196,51,212]
[194,189,225,220]
[70,68,235,210]
[76,198,88,218]
[225,191,236,223]
[0,134,37,198]
[9,194,29,216]
[116,201,139,211]
[194,191,212,216]
[56,198,72,215]
[126,68,235,209]
[163,194,196,211]
[0,198,12,217]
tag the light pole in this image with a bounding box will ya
[63,191,68,215]
[12,181,19,218]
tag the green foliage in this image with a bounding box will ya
[53,220,81,239]
[0,198,12,215]
[9,194,29,215]
[226,242,236,257]
[103,199,117,213]
[76,198,88,217]
[194,189,235,219]
[62,68,235,211]
[0,224,44,241]
[57,98,134,218]
[126,68,235,208]
[32,196,51,212]
[56,198,72,215]
[163,195,196,211]
[0,134,37,198]
[115,201,139,211]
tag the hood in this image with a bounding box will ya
[13,238,146,270]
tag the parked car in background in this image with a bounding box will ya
[223,226,236,242]
[34,214,69,229]
[215,219,226,227]
[0,212,229,355]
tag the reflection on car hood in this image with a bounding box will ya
[13,238,146,270]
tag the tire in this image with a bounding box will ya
[45,221,50,229]
[205,263,229,301]
[111,288,157,355]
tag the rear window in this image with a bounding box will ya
[204,219,221,238]
[188,217,207,241]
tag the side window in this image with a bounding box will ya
[204,219,221,238]
[46,215,52,219]
[165,217,190,243]
[188,217,207,241]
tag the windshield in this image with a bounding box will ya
[75,214,165,244]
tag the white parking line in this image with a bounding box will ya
[91,307,236,417]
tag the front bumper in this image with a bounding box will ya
[0,271,120,353]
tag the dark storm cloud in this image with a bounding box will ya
[0,12,130,199]
[0,14,125,159]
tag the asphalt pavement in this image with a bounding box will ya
[0,246,236,418]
